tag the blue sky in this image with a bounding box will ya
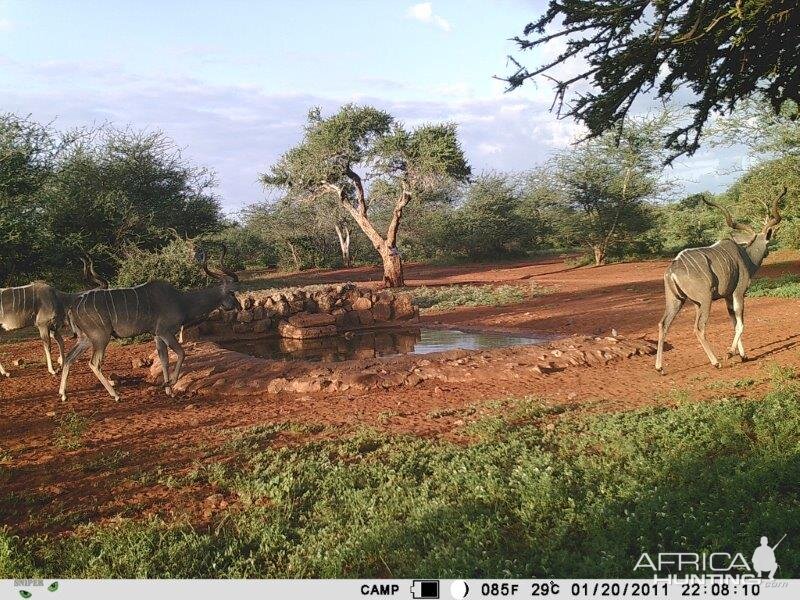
[0,0,745,213]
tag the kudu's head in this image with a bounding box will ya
[704,187,786,262]
[195,243,242,311]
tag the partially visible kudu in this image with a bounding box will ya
[59,247,241,401]
[0,282,69,377]
[0,255,109,377]
[655,188,786,372]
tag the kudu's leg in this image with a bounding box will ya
[53,329,66,367]
[162,332,185,388]
[59,335,92,401]
[37,325,57,375]
[87,339,119,401]
[0,335,8,377]
[155,337,171,394]
[727,295,746,360]
[693,300,720,367]
[655,292,684,372]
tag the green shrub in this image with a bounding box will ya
[410,284,538,312]
[115,238,207,290]
[748,275,800,298]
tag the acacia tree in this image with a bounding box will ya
[504,0,799,158]
[262,104,471,287]
[551,115,667,265]
[711,97,800,158]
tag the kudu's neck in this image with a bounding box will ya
[180,284,227,324]
[742,237,769,276]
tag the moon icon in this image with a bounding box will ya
[450,579,469,599]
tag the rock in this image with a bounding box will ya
[405,373,424,387]
[287,379,323,394]
[287,313,336,328]
[335,311,360,330]
[233,323,253,334]
[356,310,374,326]
[131,357,153,369]
[316,294,336,313]
[275,299,291,316]
[352,296,372,310]
[278,321,337,339]
[393,294,415,318]
[237,310,254,323]
[267,378,288,394]
[252,319,270,334]
[372,301,391,321]
[11,358,24,367]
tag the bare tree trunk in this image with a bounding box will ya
[325,174,409,287]
[380,246,404,287]
[287,241,301,271]
[593,245,606,266]
[334,222,352,268]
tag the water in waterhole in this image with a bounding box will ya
[218,327,549,363]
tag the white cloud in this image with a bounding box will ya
[0,18,12,32]
[477,143,502,155]
[0,57,744,212]
[406,3,451,32]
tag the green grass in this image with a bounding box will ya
[749,274,800,298]
[52,412,89,451]
[409,283,544,313]
[2,381,799,578]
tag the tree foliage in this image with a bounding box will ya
[263,104,470,286]
[549,115,668,264]
[0,114,223,287]
[505,0,800,158]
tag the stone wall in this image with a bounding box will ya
[187,283,419,341]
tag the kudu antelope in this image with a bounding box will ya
[58,247,241,401]
[0,256,109,378]
[655,188,786,372]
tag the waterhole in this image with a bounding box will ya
[219,327,548,363]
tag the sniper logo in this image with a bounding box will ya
[17,581,59,597]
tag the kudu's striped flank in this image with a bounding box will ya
[59,246,241,401]
[655,188,786,372]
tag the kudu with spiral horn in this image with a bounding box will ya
[59,245,241,401]
[655,187,786,372]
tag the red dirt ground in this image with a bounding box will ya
[3,251,800,535]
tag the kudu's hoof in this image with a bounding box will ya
[712,362,721,369]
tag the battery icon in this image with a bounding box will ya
[411,579,440,599]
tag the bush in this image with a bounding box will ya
[115,238,207,290]
[748,275,800,298]
[409,284,537,312]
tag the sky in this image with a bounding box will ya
[0,0,748,214]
